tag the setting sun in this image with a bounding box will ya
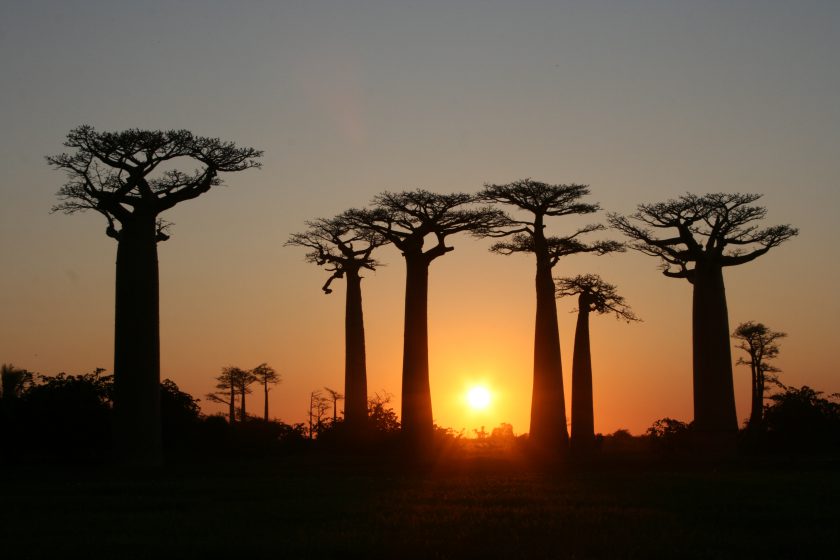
[466,386,492,410]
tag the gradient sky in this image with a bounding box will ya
[1,1,838,435]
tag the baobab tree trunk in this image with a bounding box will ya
[748,363,762,429]
[344,269,369,432]
[529,249,569,451]
[263,382,269,421]
[229,385,236,425]
[691,262,738,446]
[570,299,594,453]
[401,255,434,446]
[112,214,162,466]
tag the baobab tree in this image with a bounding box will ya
[609,193,797,445]
[251,363,281,421]
[346,190,506,446]
[206,366,251,425]
[555,274,639,453]
[324,386,345,423]
[732,321,786,430]
[48,125,262,464]
[480,180,620,450]
[286,215,385,432]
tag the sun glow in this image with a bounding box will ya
[466,385,492,410]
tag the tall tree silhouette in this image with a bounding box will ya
[287,216,385,433]
[609,193,797,445]
[206,366,251,424]
[732,321,786,430]
[480,180,619,450]
[346,190,505,446]
[251,363,281,421]
[555,274,639,453]
[48,126,261,464]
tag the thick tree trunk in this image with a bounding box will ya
[529,247,569,451]
[570,301,594,453]
[401,255,434,446]
[691,262,738,444]
[113,214,162,466]
[344,269,369,432]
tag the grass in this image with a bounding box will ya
[2,448,838,559]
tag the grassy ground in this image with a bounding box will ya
[2,449,837,559]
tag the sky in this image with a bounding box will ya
[1,0,838,435]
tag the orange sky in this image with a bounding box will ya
[1,2,838,435]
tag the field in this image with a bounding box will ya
[2,449,837,559]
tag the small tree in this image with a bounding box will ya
[555,274,639,453]
[609,193,797,445]
[48,126,261,465]
[251,363,281,421]
[307,390,330,439]
[732,321,786,429]
[480,179,620,450]
[323,387,344,423]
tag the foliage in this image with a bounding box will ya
[762,386,840,451]
[609,192,798,281]
[367,392,400,434]
[646,418,692,453]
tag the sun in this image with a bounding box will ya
[466,385,492,410]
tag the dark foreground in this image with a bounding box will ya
[2,451,837,559]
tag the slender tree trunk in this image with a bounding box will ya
[401,254,434,446]
[691,262,738,445]
[344,269,369,432]
[263,382,269,421]
[529,239,569,451]
[570,299,594,453]
[113,214,162,465]
[229,385,236,425]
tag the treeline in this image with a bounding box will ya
[2,363,838,464]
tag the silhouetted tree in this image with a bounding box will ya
[346,190,505,447]
[235,368,256,422]
[480,180,620,450]
[732,321,787,430]
[609,193,797,447]
[48,126,261,465]
[308,390,330,439]
[555,274,639,453]
[763,386,840,451]
[287,216,385,432]
[324,387,344,423]
[251,363,281,421]
[206,366,251,425]
[367,392,400,434]
[1,364,33,400]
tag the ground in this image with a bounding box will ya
[1,449,837,559]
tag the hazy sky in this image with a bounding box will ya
[1,1,838,435]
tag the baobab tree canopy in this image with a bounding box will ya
[49,125,262,237]
[555,274,639,322]
[607,192,798,281]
